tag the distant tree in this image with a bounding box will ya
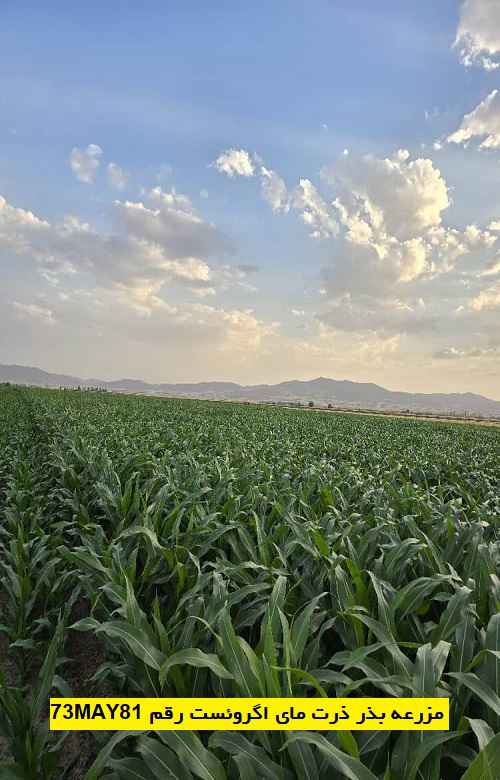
[308,401,314,408]
[327,403,332,409]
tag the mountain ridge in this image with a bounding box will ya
[1,363,499,416]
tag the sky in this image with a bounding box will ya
[1,0,500,398]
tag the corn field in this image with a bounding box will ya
[1,384,499,780]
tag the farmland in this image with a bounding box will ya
[0,385,499,779]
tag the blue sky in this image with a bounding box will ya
[1,0,500,396]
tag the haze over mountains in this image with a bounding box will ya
[1,363,499,417]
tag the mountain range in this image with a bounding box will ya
[1,363,499,417]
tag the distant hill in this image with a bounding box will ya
[1,363,499,417]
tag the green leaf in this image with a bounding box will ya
[209,733,284,779]
[157,731,226,780]
[290,594,326,664]
[159,648,233,686]
[448,672,500,717]
[452,612,476,674]
[285,736,319,780]
[271,666,328,698]
[460,733,500,780]
[32,616,64,721]
[261,575,287,644]
[137,735,194,779]
[71,617,101,632]
[405,731,463,780]
[283,732,378,780]
[430,587,472,646]
[345,612,412,677]
[393,577,444,621]
[484,613,500,697]
[466,718,495,751]
[217,607,260,696]
[108,756,172,780]
[96,621,164,671]
[84,732,141,780]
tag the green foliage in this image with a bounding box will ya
[0,385,499,778]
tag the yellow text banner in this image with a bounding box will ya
[50,697,449,731]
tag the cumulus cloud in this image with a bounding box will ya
[454,0,500,70]
[304,148,500,343]
[213,148,255,177]
[260,167,289,212]
[0,178,282,373]
[114,187,230,263]
[313,150,458,291]
[469,280,500,310]
[447,90,500,149]
[107,162,128,190]
[213,143,500,352]
[218,308,278,352]
[292,179,338,239]
[69,144,103,183]
[0,187,234,313]
[324,149,449,241]
[214,148,337,238]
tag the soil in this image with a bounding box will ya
[59,599,110,779]
[0,594,110,779]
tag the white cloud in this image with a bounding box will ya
[434,344,499,359]
[314,150,458,288]
[200,188,209,199]
[292,179,338,239]
[213,148,255,177]
[470,280,500,310]
[213,146,499,361]
[447,90,500,149]
[434,346,465,359]
[12,301,56,324]
[69,144,103,183]
[0,187,232,313]
[260,166,289,212]
[318,293,434,336]
[324,149,449,241]
[215,149,339,238]
[218,308,278,353]
[190,286,216,298]
[114,187,228,263]
[107,162,128,190]
[35,284,279,359]
[479,257,500,277]
[454,0,500,70]
[357,333,401,363]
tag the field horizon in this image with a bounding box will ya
[1,362,500,417]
